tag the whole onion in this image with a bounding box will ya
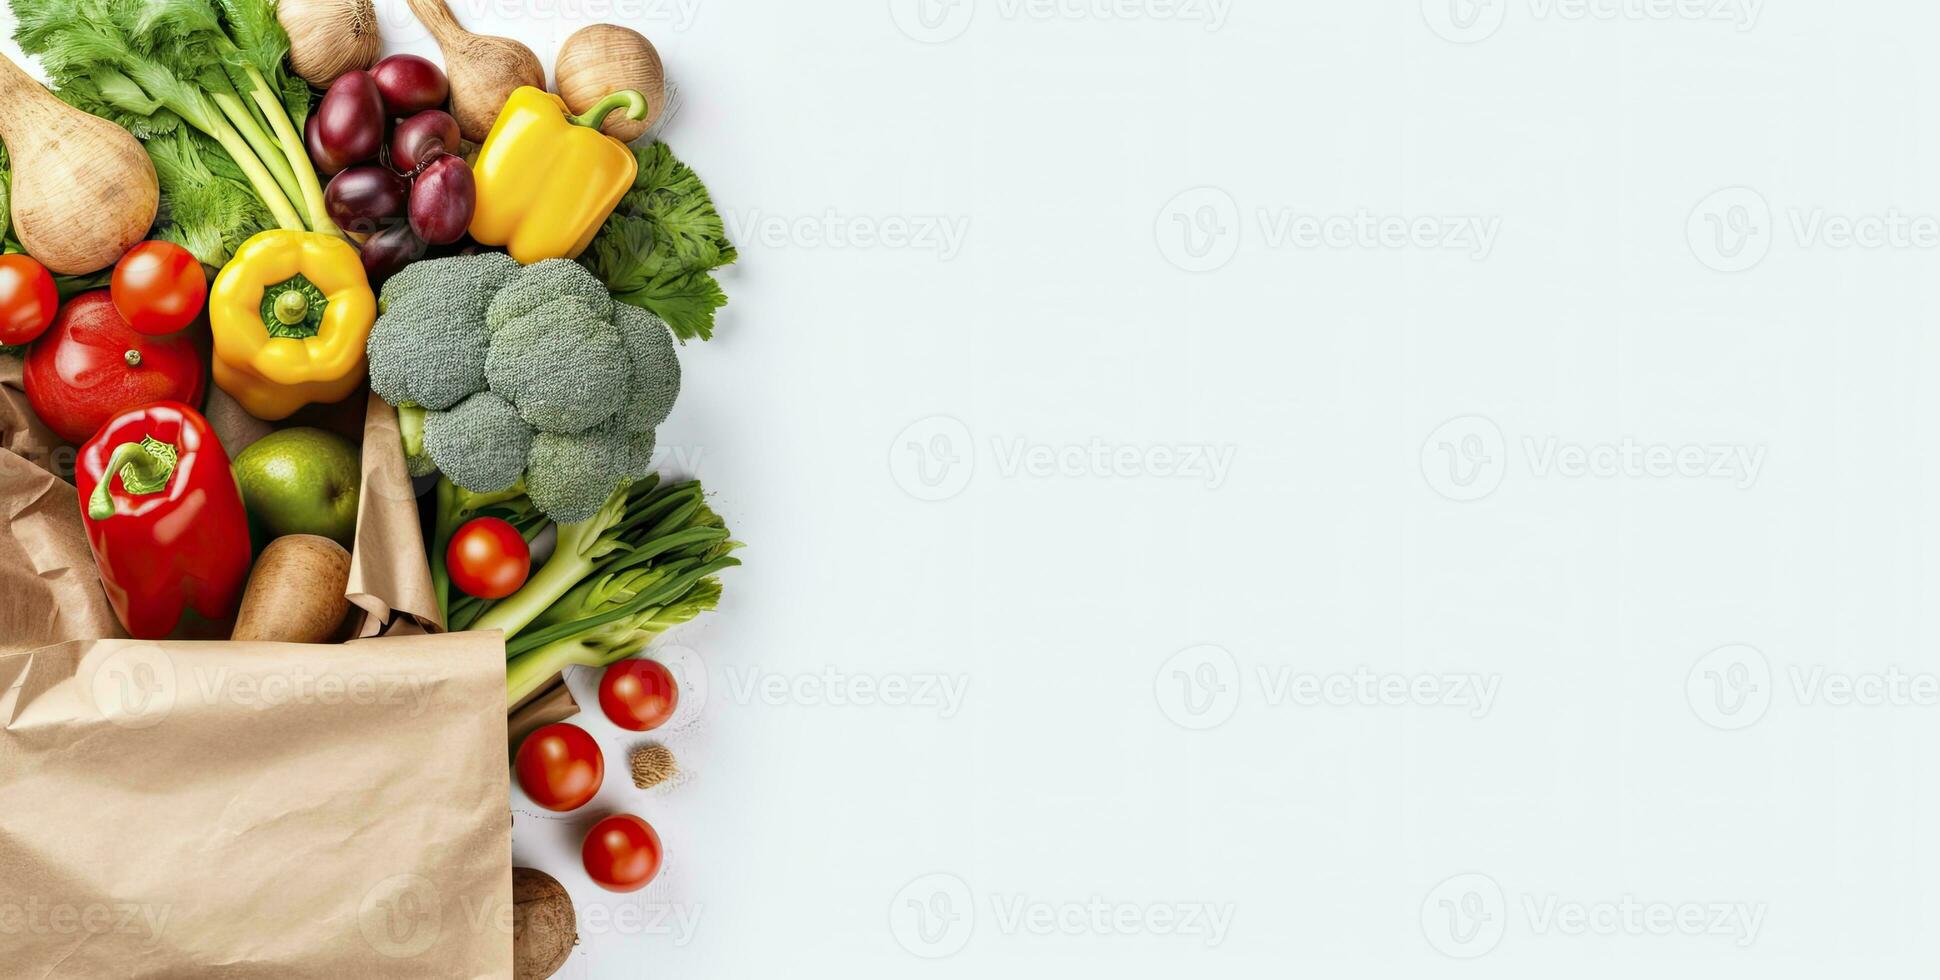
[277,0,381,86]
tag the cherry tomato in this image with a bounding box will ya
[514,723,603,812]
[0,254,58,346]
[110,241,207,335]
[582,814,662,892]
[599,659,679,732]
[447,516,530,599]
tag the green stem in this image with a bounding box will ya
[568,90,649,131]
[242,65,341,239]
[87,442,174,520]
[210,88,304,218]
[203,110,306,231]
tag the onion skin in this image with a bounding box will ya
[279,0,382,86]
[555,25,665,143]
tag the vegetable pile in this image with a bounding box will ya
[0,0,737,955]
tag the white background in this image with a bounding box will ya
[16,0,1940,975]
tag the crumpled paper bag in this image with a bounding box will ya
[0,631,512,978]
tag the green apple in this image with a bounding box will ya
[232,428,361,548]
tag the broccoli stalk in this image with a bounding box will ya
[473,475,737,651]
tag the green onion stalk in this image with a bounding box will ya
[463,476,739,705]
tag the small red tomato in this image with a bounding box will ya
[0,254,58,346]
[111,242,207,335]
[582,814,662,892]
[447,516,530,599]
[514,723,603,812]
[599,659,679,732]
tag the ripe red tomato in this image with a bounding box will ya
[0,254,57,346]
[582,814,662,892]
[514,723,603,812]
[448,516,530,599]
[599,659,679,732]
[110,241,207,335]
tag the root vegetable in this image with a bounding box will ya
[278,0,382,86]
[512,868,576,980]
[554,25,665,143]
[231,534,352,643]
[405,0,546,142]
[0,58,157,275]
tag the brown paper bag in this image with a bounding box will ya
[350,394,442,636]
[0,631,512,977]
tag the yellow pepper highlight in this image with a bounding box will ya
[209,230,377,421]
[468,86,650,264]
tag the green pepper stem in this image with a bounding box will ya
[568,90,650,130]
[274,289,309,326]
[87,441,174,521]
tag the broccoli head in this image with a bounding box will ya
[367,252,520,410]
[485,259,613,337]
[424,390,535,494]
[524,420,632,524]
[611,305,681,435]
[484,297,628,434]
[371,253,688,524]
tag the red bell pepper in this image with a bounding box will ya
[75,401,251,640]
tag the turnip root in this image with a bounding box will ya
[0,58,157,275]
[404,0,545,143]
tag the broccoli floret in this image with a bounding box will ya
[423,391,535,494]
[367,253,520,410]
[524,422,631,524]
[484,298,628,434]
[622,428,656,478]
[611,305,681,434]
[484,259,613,337]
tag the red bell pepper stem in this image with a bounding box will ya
[86,440,177,520]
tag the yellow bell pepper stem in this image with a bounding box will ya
[467,86,645,264]
[569,90,651,131]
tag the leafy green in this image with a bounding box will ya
[148,127,272,267]
[580,143,736,342]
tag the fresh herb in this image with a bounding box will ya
[580,142,736,342]
[147,127,274,268]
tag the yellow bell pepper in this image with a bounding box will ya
[209,230,377,421]
[468,86,650,264]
